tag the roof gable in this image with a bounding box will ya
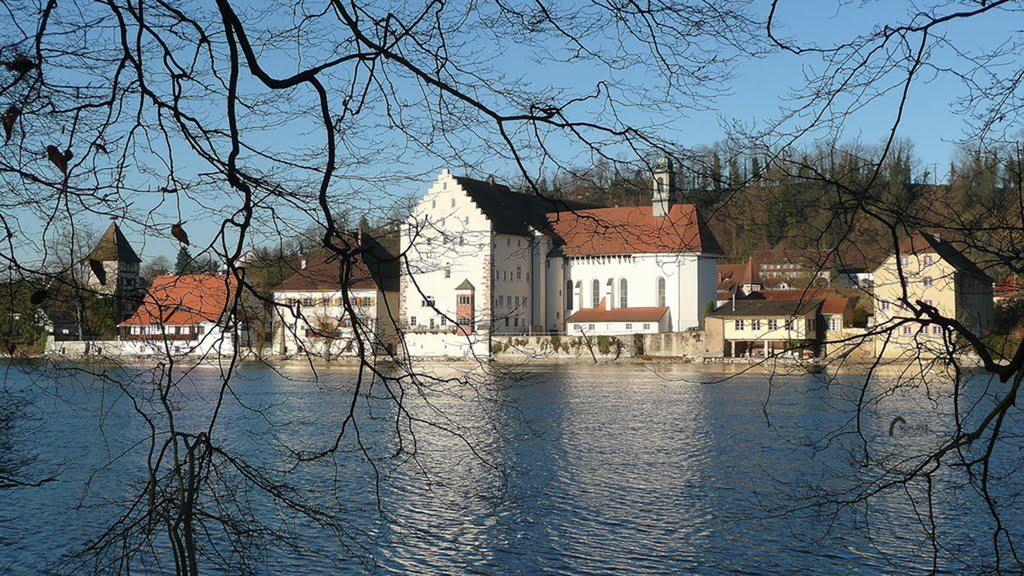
[897,232,992,282]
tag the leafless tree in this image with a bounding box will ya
[0,0,764,573]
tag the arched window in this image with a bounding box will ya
[566,280,573,310]
[619,279,628,308]
[591,279,600,308]
[657,277,666,307]
[606,278,614,309]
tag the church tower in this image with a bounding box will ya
[87,220,142,321]
[652,153,676,217]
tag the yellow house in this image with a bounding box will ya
[705,299,824,358]
[872,232,993,359]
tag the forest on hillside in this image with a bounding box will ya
[518,139,1024,274]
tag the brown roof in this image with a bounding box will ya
[707,299,822,318]
[119,274,235,326]
[821,297,850,315]
[547,204,723,257]
[566,306,668,323]
[89,222,141,263]
[717,257,760,290]
[275,234,399,293]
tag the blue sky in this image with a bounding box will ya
[77,1,1018,261]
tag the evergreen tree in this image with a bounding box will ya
[175,246,193,274]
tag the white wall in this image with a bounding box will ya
[566,315,668,335]
[557,252,715,333]
[544,255,565,332]
[402,332,490,357]
[490,232,532,333]
[272,288,392,356]
[402,170,494,333]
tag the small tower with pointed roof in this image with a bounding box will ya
[652,153,677,217]
[87,220,142,320]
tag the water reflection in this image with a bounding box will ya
[0,361,1020,574]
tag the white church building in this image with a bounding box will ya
[400,158,723,354]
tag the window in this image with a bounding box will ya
[506,238,510,246]
[924,255,933,266]
[516,266,521,280]
[429,318,435,329]
[431,199,436,208]
[410,316,417,326]
[422,297,435,307]
[768,319,778,330]
[900,255,909,266]
[592,280,600,308]
[751,319,761,331]
[657,277,666,307]
[445,267,451,278]
[566,280,573,309]
[303,297,313,306]
[735,319,745,330]
[829,317,840,330]
[505,317,509,327]
[932,325,942,335]
[923,276,933,287]
[619,279,628,308]
[451,198,455,207]
[588,324,595,331]
[498,295,504,306]
[643,323,650,330]
[901,325,912,335]
[881,301,890,311]
[514,317,519,327]
[625,323,632,330]
[440,316,446,326]
[458,295,471,305]
[784,318,793,331]
[514,296,520,307]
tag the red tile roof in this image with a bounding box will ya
[821,297,850,315]
[566,306,668,323]
[119,274,236,327]
[547,204,722,257]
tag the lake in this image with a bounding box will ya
[0,360,1019,574]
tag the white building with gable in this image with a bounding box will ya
[400,157,723,355]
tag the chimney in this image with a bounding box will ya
[300,259,307,270]
[487,174,495,186]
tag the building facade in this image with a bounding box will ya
[117,274,250,356]
[872,232,993,358]
[271,235,400,358]
[400,161,723,353]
